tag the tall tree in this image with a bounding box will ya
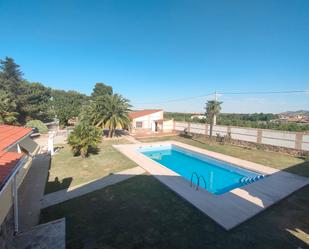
[0,57,23,82]
[0,90,18,124]
[85,94,132,137]
[51,90,89,126]
[205,100,222,138]
[0,57,23,95]
[91,83,113,99]
[18,82,52,122]
[0,58,53,123]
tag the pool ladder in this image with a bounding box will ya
[190,172,207,191]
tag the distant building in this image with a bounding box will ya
[129,109,164,132]
[190,114,206,120]
[0,125,40,245]
[279,114,309,123]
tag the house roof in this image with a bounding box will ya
[0,125,32,151]
[129,109,162,119]
[0,125,32,187]
[0,151,24,185]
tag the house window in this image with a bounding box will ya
[136,121,143,128]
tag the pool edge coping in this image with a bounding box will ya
[113,140,309,230]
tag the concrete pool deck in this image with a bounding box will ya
[114,141,309,230]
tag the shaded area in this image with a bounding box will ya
[41,167,145,208]
[40,175,309,249]
[13,218,65,249]
[284,161,309,177]
[45,176,73,194]
[18,154,51,232]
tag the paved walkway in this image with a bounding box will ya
[41,166,145,208]
[13,218,65,249]
[18,154,51,232]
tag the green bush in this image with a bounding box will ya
[25,120,48,134]
[68,123,102,158]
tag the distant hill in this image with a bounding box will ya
[281,110,309,116]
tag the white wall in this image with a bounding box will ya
[261,130,296,149]
[132,111,163,129]
[190,123,206,135]
[301,134,309,151]
[231,127,258,143]
[174,121,188,131]
[163,119,174,132]
[171,121,309,151]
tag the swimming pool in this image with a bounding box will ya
[139,145,265,195]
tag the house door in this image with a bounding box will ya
[151,121,158,132]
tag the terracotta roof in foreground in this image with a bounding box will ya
[129,109,162,119]
[0,125,32,151]
[0,151,24,184]
[0,125,32,187]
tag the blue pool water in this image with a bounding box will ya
[139,145,265,195]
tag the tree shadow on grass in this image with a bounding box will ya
[88,146,100,156]
[71,146,100,158]
[45,176,73,194]
[283,161,309,177]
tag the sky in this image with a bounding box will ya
[0,0,308,113]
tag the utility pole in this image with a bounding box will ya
[213,91,217,126]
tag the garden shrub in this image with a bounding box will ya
[25,120,48,134]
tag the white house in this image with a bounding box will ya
[129,109,164,132]
[191,114,206,120]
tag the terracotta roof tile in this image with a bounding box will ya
[129,109,162,119]
[0,151,24,185]
[0,125,32,187]
[0,125,32,151]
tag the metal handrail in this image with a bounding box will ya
[197,175,207,191]
[190,172,207,191]
[190,172,199,189]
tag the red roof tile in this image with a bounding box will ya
[0,151,24,184]
[0,125,32,186]
[0,125,32,151]
[129,109,162,119]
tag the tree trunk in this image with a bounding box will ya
[209,123,213,138]
[209,116,214,138]
[108,127,113,138]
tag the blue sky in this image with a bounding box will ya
[0,0,308,113]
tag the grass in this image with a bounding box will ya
[45,139,138,194]
[41,135,309,248]
[41,175,309,249]
[137,135,309,177]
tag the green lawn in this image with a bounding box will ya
[138,135,309,177]
[41,175,309,249]
[45,139,138,194]
[41,135,309,248]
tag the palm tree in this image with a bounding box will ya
[88,94,132,138]
[68,123,102,158]
[205,100,222,138]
